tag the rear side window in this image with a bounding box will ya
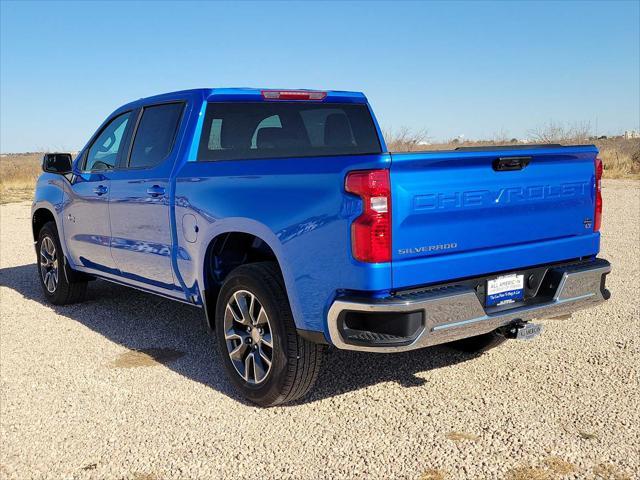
[128,103,184,168]
[198,102,381,161]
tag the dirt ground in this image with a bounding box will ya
[1,180,638,480]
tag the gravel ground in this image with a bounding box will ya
[1,180,638,480]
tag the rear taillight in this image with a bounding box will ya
[345,169,391,263]
[261,90,327,101]
[594,157,603,232]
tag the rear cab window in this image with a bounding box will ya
[197,102,381,161]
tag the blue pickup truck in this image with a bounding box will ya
[32,88,611,405]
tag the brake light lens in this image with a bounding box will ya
[345,169,391,263]
[594,157,603,232]
[261,90,327,101]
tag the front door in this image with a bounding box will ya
[64,111,132,274]
[108,102,186,291]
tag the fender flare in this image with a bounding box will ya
[32,201,70,258]
[195,218,303,330]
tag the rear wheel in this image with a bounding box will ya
[449,330,507,354]
[36,221,87,305]
[215,262,325,406]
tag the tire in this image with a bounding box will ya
[215,262,325,406]
[36,221,87,305]
[449,330,507,354]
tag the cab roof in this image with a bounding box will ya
[119,88,368,111]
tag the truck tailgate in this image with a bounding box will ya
[390,146,600,289]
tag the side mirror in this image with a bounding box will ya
[42,153,73,174]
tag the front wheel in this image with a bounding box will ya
[215,262,325,406]
[36,221,87,305]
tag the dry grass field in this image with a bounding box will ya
[1,138,638,204]
[0,153,42,204]
[596,137,640,178]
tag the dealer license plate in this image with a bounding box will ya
[486,274,524,307]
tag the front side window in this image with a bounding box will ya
[85,112,131,171]
[128,103,184,169]
[198,102,381,161]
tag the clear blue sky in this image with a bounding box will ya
[1,0,639,152]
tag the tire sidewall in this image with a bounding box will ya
[214,266,292,404]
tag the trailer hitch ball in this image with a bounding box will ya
[500,320,527,339]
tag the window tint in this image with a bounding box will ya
[129,103,184,169]
[198,102,381,161]
[299,108,354,147]
[85,112,131,171]
[251,115,282,148]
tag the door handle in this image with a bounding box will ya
[146,185,166,197]
[93,185,108,196]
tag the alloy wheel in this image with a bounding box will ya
[40,236,58,293]
[224,289,273,384]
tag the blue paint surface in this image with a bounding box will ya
[32,88,602,343]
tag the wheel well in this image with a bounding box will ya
[32,208,56,241]
[205,232,279,288]
[202,232,280,329]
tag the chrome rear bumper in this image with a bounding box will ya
[327,259,611,352]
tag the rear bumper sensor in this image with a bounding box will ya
[327,258,611,353]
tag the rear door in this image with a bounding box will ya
[390,146,599,288]
[65,111,132,273]
[108,101,186,291]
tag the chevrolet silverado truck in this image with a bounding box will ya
[32,88,611,406]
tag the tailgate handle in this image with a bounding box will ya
[493,156,531,171]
